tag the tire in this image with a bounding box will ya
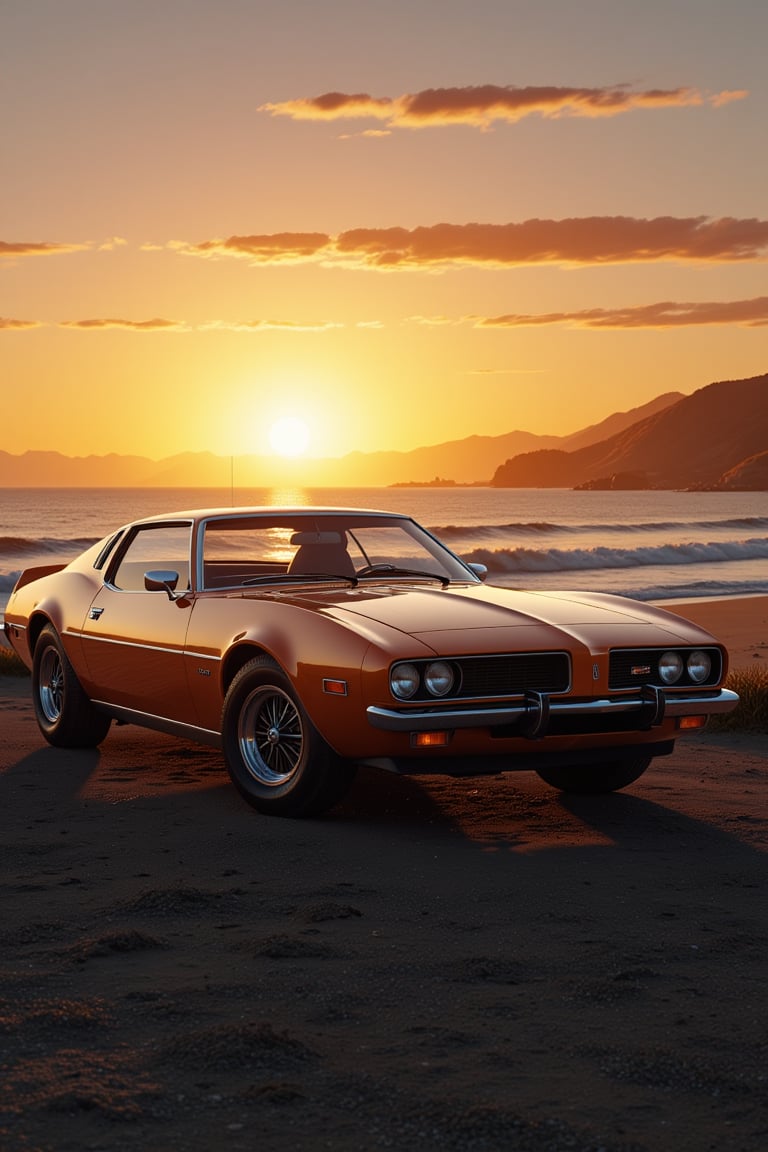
[535,756,653,795]
[222,656,356,817]
[32,625,112,748]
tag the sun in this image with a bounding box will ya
[268,416,311,458]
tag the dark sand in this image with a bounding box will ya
[1,599,766,1150]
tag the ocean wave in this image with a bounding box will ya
[464,537,768,574]
[621,579,768,602]
[0,535,99,559]
[434,516,768,541]
[0,572,21,594]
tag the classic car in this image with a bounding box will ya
[3,506,738,817]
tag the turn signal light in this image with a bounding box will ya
[412,731,450,748]
[678,715,707,730]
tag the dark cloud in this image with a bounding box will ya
[260,83,746,128]
[186,233,331,263]
[477,297,768,329]
[0,240,88,258]
[175,217,768,269]
[61,318,185,331]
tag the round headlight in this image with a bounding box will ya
[658,651,684,684]
[390,663,420,699]
[424,661,454,697]
[686,650,712,684]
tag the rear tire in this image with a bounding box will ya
[222,656,356,817]
[535,756,653,795]
[32,625,112,748]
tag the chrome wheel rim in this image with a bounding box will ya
[39,647,64,723]
[238,686,304,786]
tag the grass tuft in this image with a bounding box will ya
[0,644,29,677]
[709,664,768,733]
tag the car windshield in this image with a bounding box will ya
[199,513,475,590]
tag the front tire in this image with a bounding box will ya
[222,656,356,817]
[32,625,112,748]
[535,756,653,795]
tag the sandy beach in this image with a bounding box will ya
[1,598,766,1151]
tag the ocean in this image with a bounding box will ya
[2,486,767,620]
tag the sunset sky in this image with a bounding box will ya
[3,0,767,468]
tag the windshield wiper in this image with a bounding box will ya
[241,572,358,587]
[356,564,450,587]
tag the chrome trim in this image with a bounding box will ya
[366,688,740,733]
[91,701,222,748]
[65,632,184,657]
[65,630,222,662]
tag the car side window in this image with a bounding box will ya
[110,525,192,592]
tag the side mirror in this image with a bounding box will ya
[466,562,488,582]
[144,569,181,599]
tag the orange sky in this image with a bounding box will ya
[2,0,767,468]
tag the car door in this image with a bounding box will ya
[79,522,196,722]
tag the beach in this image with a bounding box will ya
[1,597,766,1151]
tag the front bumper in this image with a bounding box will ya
[366,687,740,734]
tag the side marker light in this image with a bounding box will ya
[678,715,707,730]
[412,731,450,748]
[322,679,348,695]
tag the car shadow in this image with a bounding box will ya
[329,757,767,863]
[0,746,104,805]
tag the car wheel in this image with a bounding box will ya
[222,656,356,817]
[535,756,653,795]
[32,625,112,748]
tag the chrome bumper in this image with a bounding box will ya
[366,688,740,733]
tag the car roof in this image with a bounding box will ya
[128,506,406,527]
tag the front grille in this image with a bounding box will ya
[609,647,722,690]
[457,653,570,698]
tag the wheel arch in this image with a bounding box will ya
[28,611,56,655]
[221,642,283,696]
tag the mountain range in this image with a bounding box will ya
[0,391,681,489]
[0,374,764,489]
[491,373,768,490]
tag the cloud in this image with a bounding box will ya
[177,217,768,270]
[98,236,129,251]
[55,318,344,333]
[199,319,343,332]
[477,296,768,329]
[406,315,456,326]
[61,318,187,331]
[0,317,41,330]
[335,218,768,267]
[468,367,549,375]
[0,240,89,258]
[174,233,331,264]
[260,83,746,129]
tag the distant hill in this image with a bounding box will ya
[0,390,682,488]
[557,393,683,452]
[491,373,768,490]
[353,391,680,486]
[715,449,768,491]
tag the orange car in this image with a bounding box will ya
[4,507,738,817]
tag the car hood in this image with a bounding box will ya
[290,584,718,656]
